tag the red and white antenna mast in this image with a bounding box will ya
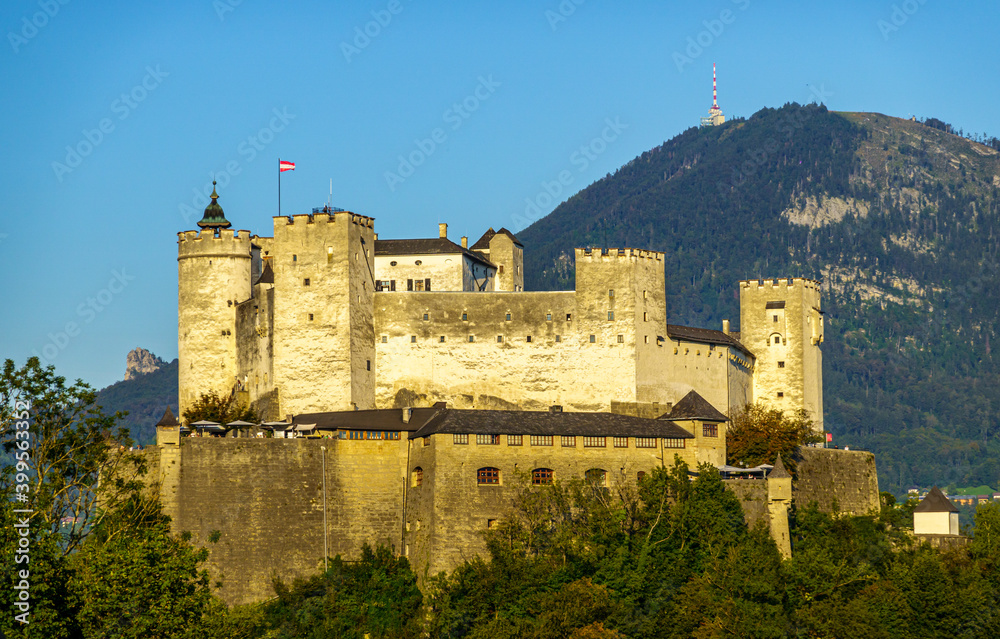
[712,62,719,111]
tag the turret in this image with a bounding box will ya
[177,186,252,419]
[767,454,792,558]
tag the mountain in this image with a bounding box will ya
[96,357,178,446]
[519,103,1000,495]
[124,347,166,380]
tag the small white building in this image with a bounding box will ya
[913,486,960,536]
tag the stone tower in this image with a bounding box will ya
[767,454,792,558]
[470,228,524,292]
[739,278,824,433]
[177,184,252,420]
[271,210,376,416]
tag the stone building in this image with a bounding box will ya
[177,193,823,430]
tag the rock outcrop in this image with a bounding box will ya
[125,348,165,380]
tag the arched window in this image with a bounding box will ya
[532,468,554,485]
[477,467,500,485]
[585,468,608,487]
[411,467,423,487]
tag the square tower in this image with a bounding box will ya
[739,278,823,433]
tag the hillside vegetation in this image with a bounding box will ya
[520,103,1000,494]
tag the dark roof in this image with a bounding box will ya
[155,407,181,427]
[661,391,728,422]
[254,261,274,286]
[293,407,441,433]
[665,324,753,357]
[411,409,693,439]
[375,238,495,268]
[197,182,232,229]
[769,454,791,478]
[765,301,786,309]
[914,486,959,513]
[470,227,523,250]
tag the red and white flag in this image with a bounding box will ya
[279,160,295,172]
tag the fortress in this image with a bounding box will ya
[151,188,877,605]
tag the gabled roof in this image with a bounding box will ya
[155,407,181,427]
[253,261,274,286]
[293,407,441,433]
[660,391,728,422]
[666,324,753,358]
[374,238,495,268]
[914,486,959,513]
[412,409,693,439]
[470,227,523,250]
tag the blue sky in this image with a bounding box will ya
[1,0,996,390]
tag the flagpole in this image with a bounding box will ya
[278,158,281,216]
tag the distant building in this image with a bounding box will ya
[700,63,725,127]
[914,486,960,537]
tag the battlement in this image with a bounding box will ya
[576,247,664,262]
[177,229,253,259]
[739,277,822,291]
[274,211,375,229]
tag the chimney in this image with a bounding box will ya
[722,319,730,335]
[402,407,412,424]
[461,236,468,248]
[439,223,448,239]
[549,405,563,413]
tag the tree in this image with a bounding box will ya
[181,390,257,427]
[726,403,822,472]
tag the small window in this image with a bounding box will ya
[381,335,388,343]
[585,468,608,487]
[643,290,648,299]
[532,468,554,485]
[643,312,648,322]
[608,289,614,298]
[778,361,785,368]
[556,335,561,343]
[415,260,422,265]
[530,435,553,447]
[608,311,615,321]
[292,255,297,261]
[566,313,572,321]
[613,436,628,448]
[498,265,504,274]
[505,313,512,321]
[487,519,498,529]
[589,335,596,343]
[635,437,656,448]
[439,336,446,343]
[546,313,552,321]
[703,424,718,438]
[454,434,469,445]
[476,434,500,445]
[637,471,647,482]
[526,336,532,343]
[478,467,500,485]
[777,392,784,398]
[664,438,686,449]
[468,335,475,342]
[304,278,310,286]
[561,435,576,447]
[411,467,423,487]
[644,336,649,344]
[617,335,624,343]
[583,436,606,448]
[366,360,371,371]
[774,336,781,344]
[410,336,417,343]
[308,313,314,321]
[497,335,503,343]
[507,434,522,446]
[423,313,429,321]
[774,315,779,322]
[390,260,398,266]
[462,312,468,321]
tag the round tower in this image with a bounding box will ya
[177,183,252,421]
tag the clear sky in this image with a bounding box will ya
[1,0,997,390]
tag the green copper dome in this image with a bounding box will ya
[198,181,232,229]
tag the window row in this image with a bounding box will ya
[343,430,401,441]
[454,434,678,449]
[385,334,627,344]
[375,279,432,292]
[411,466,655,488]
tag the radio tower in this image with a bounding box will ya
[700,63,725,127]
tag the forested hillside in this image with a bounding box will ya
[95,359,178,446]
[520,103,1000,494]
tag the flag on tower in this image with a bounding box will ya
[279,160,296,172]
